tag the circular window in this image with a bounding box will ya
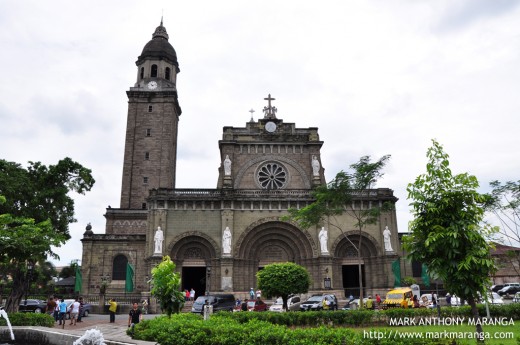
[257,162,288,190]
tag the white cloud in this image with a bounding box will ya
[1,0,520,265]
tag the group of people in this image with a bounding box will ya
[46,296,83,326]
[184,288,196,301]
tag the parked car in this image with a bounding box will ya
[483,292,504,305]
[491,284,505,293]
[381,288,413,309]
[497,285,520,297]
[269,295,301,312]
[300,294,337,311]
[344,298,368,310]
[191,294,236,314]
[419,294,439,308]
[247,299,268,312]
[18,299,47,313]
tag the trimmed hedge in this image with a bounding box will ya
[0,312,55,327]
[132,314,459,345]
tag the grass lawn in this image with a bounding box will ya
[355,323,519,345]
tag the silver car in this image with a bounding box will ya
[269,296,301,312]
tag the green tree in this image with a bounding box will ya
[256,262,311,311]
[0,158,94,312]
[0,158,95,240]
[403,140,496,341]
[0,205,66,312]
[59,260,79,279]
[150,256,184,317]
[286,155,393,306]
[485,180,520,276]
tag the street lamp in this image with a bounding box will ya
[206,267,211,296]
[24,260,34,306]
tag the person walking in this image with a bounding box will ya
[58,299,67,326]
[46,297,57,317]
[128,302,143,334]
[69,298,80,325]
[109,298,117,323]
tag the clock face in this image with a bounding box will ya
[265,121,277,133]
[147,81,158,90]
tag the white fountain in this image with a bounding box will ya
[73,328,106,345]
[0,307,15,341]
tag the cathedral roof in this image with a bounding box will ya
[136,21,180,72]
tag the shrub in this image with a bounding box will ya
[0,312,54,327]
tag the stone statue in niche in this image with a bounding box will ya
[154,226,164,254]
[312,155,320,176]
[222,226,232,254]
[383,226,393,252]
[319,227,328,254]
[223,155,232,176]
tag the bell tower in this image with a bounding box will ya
[120,20,182,209]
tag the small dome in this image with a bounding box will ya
[136,21,180,72]
[83,222,94,236]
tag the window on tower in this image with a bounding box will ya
[142,202,147,209]
[145,152,150,160]
[151,64,158,78]
[140,67,144,80]
[146,129,151,137]
[143,177,148,184]
[165,67,171,80]
[148,105,153,112]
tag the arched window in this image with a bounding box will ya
[151,64,158,78]
[140,67,144,80]
[165,67,171,80]
[112,254,128,280]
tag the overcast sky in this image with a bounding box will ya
[1,1,520,267]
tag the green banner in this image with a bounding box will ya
[74,265,82,292]
[421,264,430,287]
[125,263,134,292]
[392,259,401,287]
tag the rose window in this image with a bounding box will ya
[257,162,287,190]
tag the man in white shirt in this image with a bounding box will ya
[69,298,80,325]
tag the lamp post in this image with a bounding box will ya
[206,267,211,296]
[24,261,34,306]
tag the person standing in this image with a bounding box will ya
[375,294,381,309]
[366,296,373,310]
[53,300,60,322]
[109,298,117,323]
[128,302,143,334]
[445,293,452,307]
[190,288,195,302]
[77,297,84,322]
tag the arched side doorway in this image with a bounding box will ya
[332,232,379,297]
[235,220,316,291]
[169,232,219,299]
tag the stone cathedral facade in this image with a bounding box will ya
[80,21,401,300]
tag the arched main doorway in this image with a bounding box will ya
[170,234,218,299]
[333,232,378,297]
[235,220,316,291]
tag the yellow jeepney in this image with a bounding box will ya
[382,287,413,309]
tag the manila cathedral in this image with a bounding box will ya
[80,21,401,304]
